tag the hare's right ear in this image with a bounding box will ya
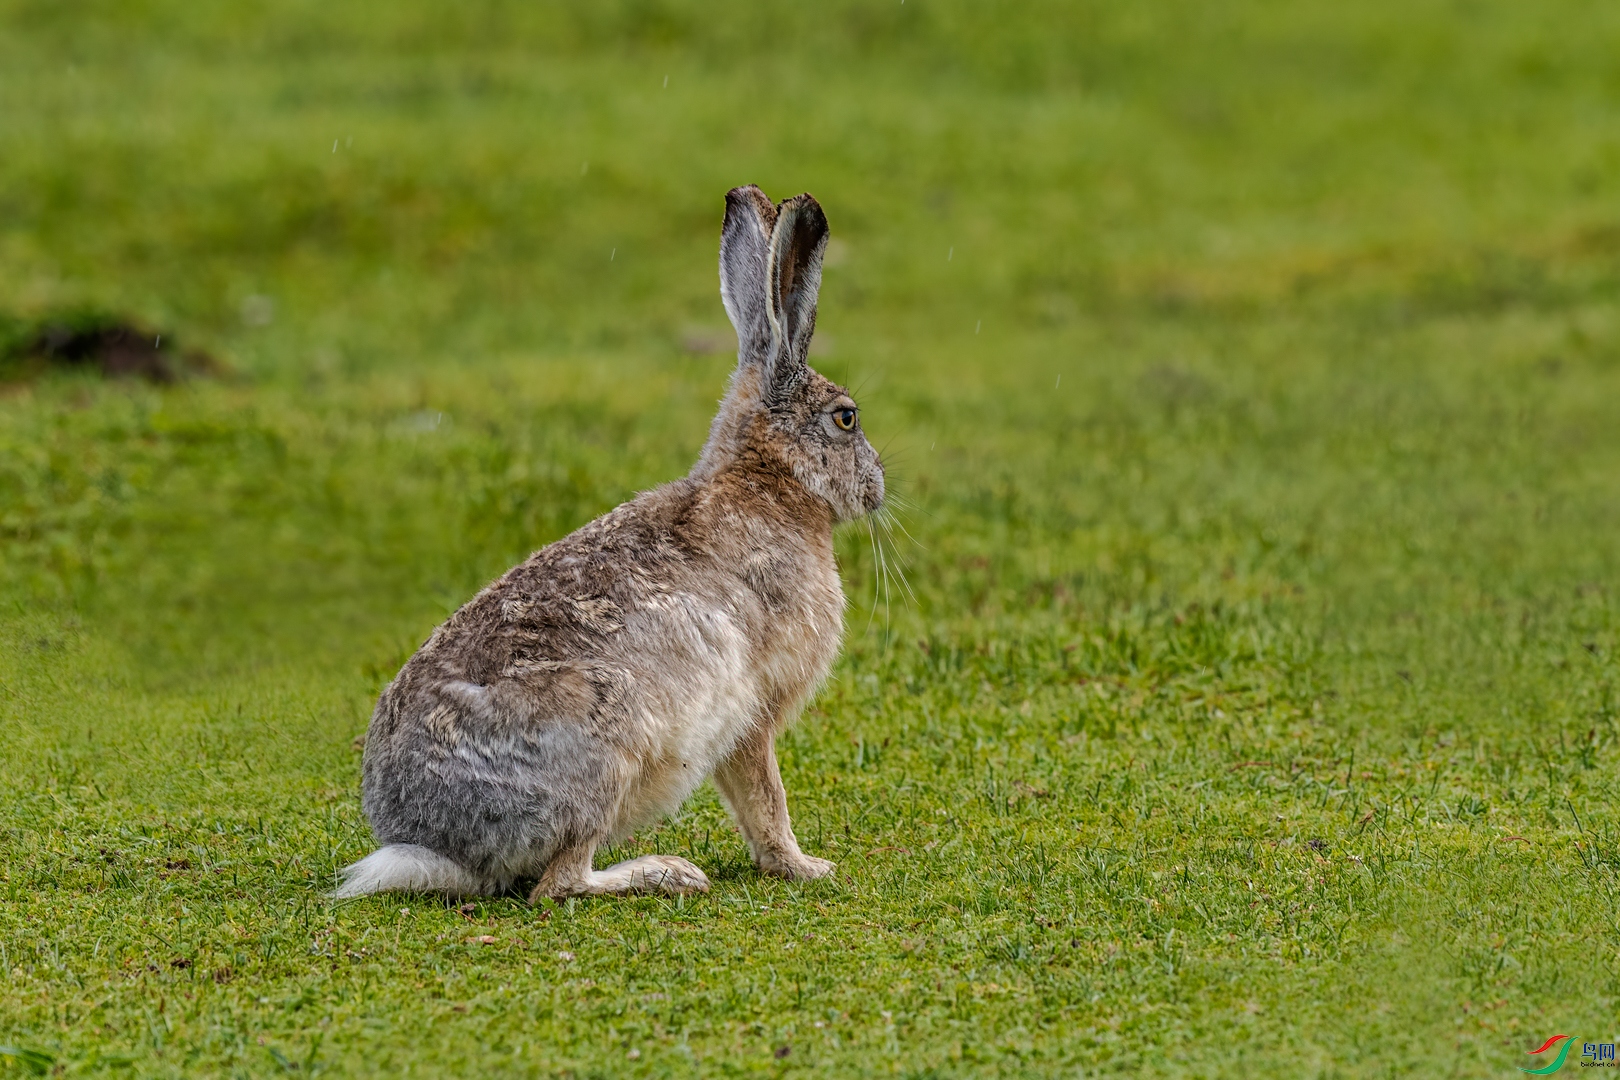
[718,185,778,366]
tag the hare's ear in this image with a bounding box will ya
[763,193,829,402]
[718,185,778,366]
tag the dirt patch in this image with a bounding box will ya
[1,311,222,384]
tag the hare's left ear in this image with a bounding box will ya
[763,193,829,403]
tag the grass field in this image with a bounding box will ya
[4,0,1620,1075]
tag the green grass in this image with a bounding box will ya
[4,0,1620,1075]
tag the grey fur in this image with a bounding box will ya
[338,186,884,902]
[764,194,828,401]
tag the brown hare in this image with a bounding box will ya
[335,186,883,902]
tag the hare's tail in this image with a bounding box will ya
[331,844,483,899]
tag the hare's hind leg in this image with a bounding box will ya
[528,840,709,903]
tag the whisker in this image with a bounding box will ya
[876,437,908,461]
[881,532,896,628]
[879,488,935,520]
[872,499,925,552]
[877,494,922,523]
[881,521,920,608]
[863,517,883,634]
[877,506,920,552]
[892,503,933,523]
[885,512,923,552]
[874,511,900,628]
[876,513,919,607]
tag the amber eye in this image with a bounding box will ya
[833,408,857,431]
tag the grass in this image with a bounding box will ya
[3,0,1620,1074]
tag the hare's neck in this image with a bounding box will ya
[698,459,833,552]
[689,370,763,482]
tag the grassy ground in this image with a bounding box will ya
[4,0,1620,1075]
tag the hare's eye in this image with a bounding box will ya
[833,408,857,431]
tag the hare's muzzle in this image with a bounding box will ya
[862,458,886,513]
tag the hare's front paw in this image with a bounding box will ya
[759,852,837,881]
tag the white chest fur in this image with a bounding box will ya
[610,558,843,838]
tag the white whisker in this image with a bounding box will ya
[863,517,883,633]
[883,546,896,627]
[879,505,924,551]
[875,511,918,607]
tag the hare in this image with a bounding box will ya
[335,186,883,902]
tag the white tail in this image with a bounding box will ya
[331,844,484,899]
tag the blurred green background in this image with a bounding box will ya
[3,1,1620,1076]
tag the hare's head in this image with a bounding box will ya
[694,186,885,522]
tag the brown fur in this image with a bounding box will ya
[335,187,883,901]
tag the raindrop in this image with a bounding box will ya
[663,75,669,88]
[611,248,616,261]
[947,247,953,261]
[1055,375,1062,389]
[975,320,981,334]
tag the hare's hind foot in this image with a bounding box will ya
[529,850,709,903]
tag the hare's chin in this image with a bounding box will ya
[862,476,886,515]
[835,484,883,522]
